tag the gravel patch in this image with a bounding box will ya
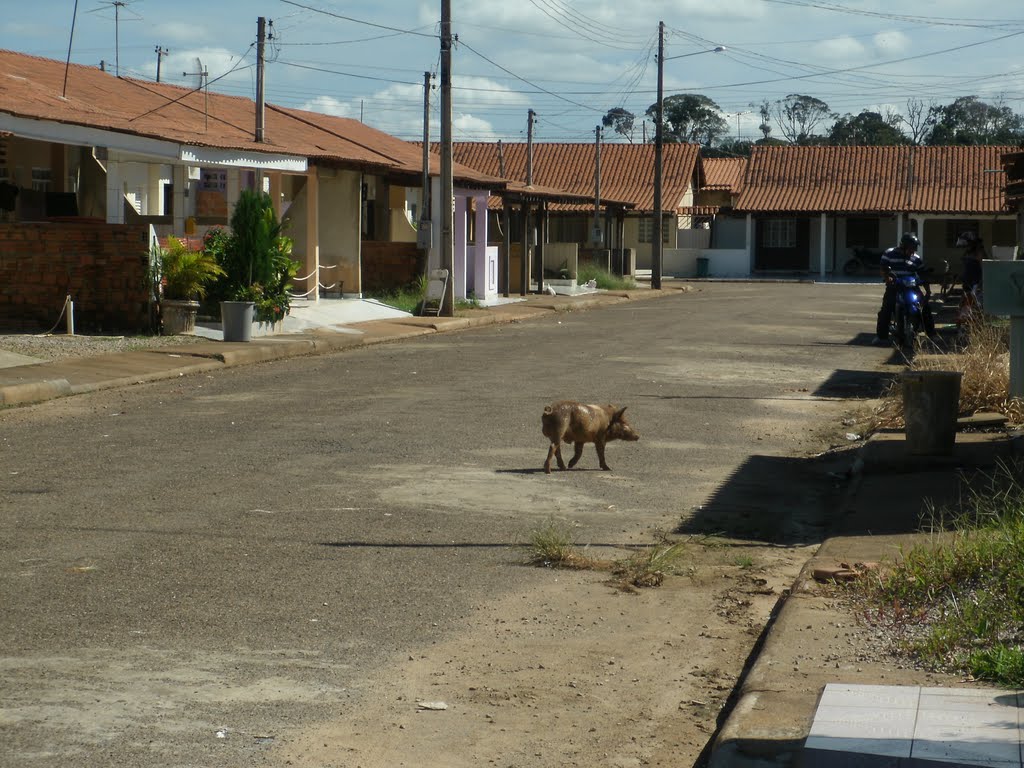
[0,333,209,362]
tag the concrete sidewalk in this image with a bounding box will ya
[0,288,663,407]
[709,427,1024,768]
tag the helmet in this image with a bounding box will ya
[956,231,978,247]
[900,233,920,250]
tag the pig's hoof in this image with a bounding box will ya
[601,465,612,471]
[544,466,552,474]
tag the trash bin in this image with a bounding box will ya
[696,257,710,278]
[902,370,962,455]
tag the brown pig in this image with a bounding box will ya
[541,401,639,474]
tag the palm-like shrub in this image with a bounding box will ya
[158,236,224,300]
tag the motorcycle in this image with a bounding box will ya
[843,246,884,276]
[887,266,932,349]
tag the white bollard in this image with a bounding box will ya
[66,295,74,336]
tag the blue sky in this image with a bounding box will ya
[3,1,1023,143]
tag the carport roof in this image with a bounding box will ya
[734,145,1016,215]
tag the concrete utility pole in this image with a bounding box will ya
[652,21,665,290]
[526,109,539,294]
[439,0,455,316]
[155,45,168,83]
[594,125,602,246]
[255,17,266,142]
[420,71,432,249]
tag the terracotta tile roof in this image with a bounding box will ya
[700,157,746,193]
[0,49,500,187]
[734,145,1016,214]
[442,142,700,213]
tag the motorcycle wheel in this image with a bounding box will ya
[901,312,916,351]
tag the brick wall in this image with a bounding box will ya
[0,221,152,332]
[360,241,423,293]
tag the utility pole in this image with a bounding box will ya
[155,45,168,82]
[593,125,602,247]
[652,20,665,290]
[526,109,539,295]
[526,109,536,186]
[255,17,266,142]
[420,71,432,250]
[439,0,455,316]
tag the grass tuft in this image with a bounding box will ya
[611,542,689,588]
[520,519,606,570]
[854,460,1024,686]
[576,264,637,291]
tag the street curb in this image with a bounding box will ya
[68,361,224,395]
[0,378,72,406]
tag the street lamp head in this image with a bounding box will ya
[663,45,726,62]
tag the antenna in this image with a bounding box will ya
[183,57,209,131]
[87,0,142,77]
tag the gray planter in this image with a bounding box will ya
[220,301,255,342]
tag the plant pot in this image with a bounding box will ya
[161,299,200,335]
[220,300,255,342]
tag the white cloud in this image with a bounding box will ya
[811,36,867,61]
[301,95,356,118]
[872,30,911,57]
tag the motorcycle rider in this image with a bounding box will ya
[874,232,936,344]
[956,230,985,325]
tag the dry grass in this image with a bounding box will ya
[872,317,1024,430]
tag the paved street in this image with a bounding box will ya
[1,282,890,767]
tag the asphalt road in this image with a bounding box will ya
[0,281,891,767]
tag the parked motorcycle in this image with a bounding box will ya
[887,266,932,349]
[843,246,884,276]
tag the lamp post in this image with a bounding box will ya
[651,23,724,289]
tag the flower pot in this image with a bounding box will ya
[220,300,255,342]
[161,299,200,335]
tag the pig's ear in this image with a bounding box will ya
[615,406,627,420]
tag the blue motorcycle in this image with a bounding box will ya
[887,267,931,349]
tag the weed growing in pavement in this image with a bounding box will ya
[611,542,689,588]
[854,460,1024,686]
[365,275,427,315]
[576,264,637,291]
[871,316,1024,430]
[520,519,607,570]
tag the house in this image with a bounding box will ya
[0,48,503,330]
[702,145,1019,278]
[446,141,702,274]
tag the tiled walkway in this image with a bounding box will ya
[803,684,1023,767]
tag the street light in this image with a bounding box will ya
[652,23,724,289]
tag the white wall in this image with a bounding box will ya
[663,248,750,278]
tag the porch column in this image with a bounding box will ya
[105,158,124,224]
[172,165,186,235]
[226,168,241,221]
[819,213,828,277]
[454,193,467,300]
[473,191,490,300]
[304,166,320,303]
[745,213,754,272]
[502,203,511,297]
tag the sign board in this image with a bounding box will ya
[981,260,1024,316]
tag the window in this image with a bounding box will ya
[31,167,52,192]
[761,218,796,248]
[638,216,670,245]
[846,218,879,248]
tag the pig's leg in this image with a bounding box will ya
[545,441,567,473]
[555,441,567,470]
[595,438,611,471]
[567,442,585,469]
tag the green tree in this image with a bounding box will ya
[773,94,835,144]
[601,107,636,143]
[925,96,1024,145]
[645,93,728,146]
[828,110,908,145]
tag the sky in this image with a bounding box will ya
[3,1,1023,144]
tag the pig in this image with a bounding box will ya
[541,401,639,474]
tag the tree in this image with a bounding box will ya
[925,96,1024,145]
[773,94,835,144]
[753,99,773,140]
[601,107,636,143]
[900,98,932,145]
[828,110,908,146]
[645,93,728,146]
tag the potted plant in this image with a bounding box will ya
[155,236,224,335]
[212,190,299,342]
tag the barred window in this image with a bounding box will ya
[761,219,796,248]
[31,167,51,192]
[638,216,671,245]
